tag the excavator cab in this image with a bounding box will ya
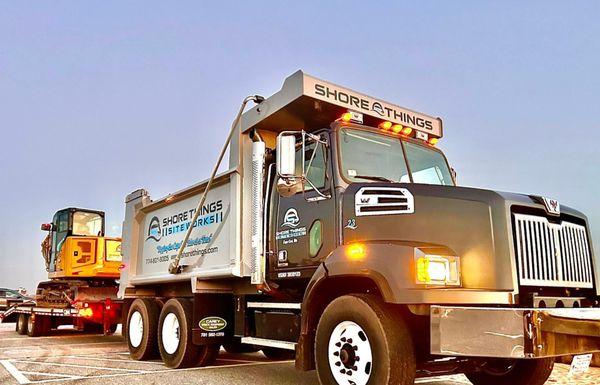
[41,208,121,279]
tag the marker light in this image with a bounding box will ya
[401,126,413,136]
[78,307,94,317]
[379,121,392,130]
[346,243,366,260]
[428,138,439,146]
[340,111,363,124]
[391,124,403,134]
[415,254,460,286]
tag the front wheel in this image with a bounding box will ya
[466,358,555,385]
[315,294,416,385]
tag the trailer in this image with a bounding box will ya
[1,297,121,336]
[0,207,124,337]
[119,70,600,385]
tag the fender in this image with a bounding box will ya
[295,242,514,370]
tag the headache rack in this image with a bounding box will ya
[514,213,594,289]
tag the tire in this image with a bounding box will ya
[127,299,160,361]
[223,340,260,354]
[27,315,50,337]
[315,294,416,385]
[158,298,219,369]
[16,314,28,335]
[466,358,555,385]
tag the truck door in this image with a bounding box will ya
[269,132,336,280]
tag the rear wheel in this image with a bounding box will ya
[127,299,160,360]
[466,358,555,385]
[27,315,50,337]
[16,314,28,335]
[158,298,219,368]
[315,294,416,385]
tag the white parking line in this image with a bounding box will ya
[2,359,292,384]
[1,359,30,384]
[12,360,149,373]
[59,355,165,366]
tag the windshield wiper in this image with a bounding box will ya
[353,175,395,183]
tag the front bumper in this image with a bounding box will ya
[431,306,600,358]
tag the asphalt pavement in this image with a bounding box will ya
[0,323,596,385]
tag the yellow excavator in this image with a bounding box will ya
[38,208,122,308]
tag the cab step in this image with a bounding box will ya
[241,337,297,350]
[246,302,301,310]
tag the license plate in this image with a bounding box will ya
[568,354,593,376]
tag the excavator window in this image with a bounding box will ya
[72,211,103,237]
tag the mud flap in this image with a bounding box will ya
[192,293,234,346]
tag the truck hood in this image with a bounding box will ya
[341,183,598,293]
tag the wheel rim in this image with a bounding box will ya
[328,321,373,385]
[161,312,180,355]
[128,311,144,348]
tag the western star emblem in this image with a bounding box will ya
[541,197,560,216]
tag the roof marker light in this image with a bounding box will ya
[391,124,403,134]
[340,111,363,124]
[428,138,439,146]
[401,127,413,136]
[379,121,392,130]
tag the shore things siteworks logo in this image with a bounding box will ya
[313,83,436,132]
[146,200,223,254]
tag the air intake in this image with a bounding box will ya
[355,187,414,217]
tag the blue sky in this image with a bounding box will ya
[1,1,599,292]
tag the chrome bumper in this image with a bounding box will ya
[430,306,600,358]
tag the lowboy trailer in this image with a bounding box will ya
[119,71,600,385]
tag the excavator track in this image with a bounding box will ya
[35,280,118,308]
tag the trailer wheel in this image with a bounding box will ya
[262,347,295,360]
[315,294,416,385]
[127,299,160,360]
[466,358,554,385]
[27,315,50,337]
[158,298,219,368]
[16,314,28,335]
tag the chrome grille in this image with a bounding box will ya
[514,213,593,288]
[355,187,414,217]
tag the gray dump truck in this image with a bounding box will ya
[119,71,600,385]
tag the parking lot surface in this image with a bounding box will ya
[0,323,597,385]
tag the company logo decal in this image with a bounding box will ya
[199,316,227,332]
[146,216,162,241]
[542,197,560,216]
[145,200,223,243]
[313,83,436,132]
[371,102,385,116]
[281,208,300,228]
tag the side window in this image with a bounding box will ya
[54,212,69,253]
[294,141,327,192]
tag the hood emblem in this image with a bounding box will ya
[541,197,560,216]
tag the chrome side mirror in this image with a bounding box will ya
[276,133,303,197]
[276,134,297,177]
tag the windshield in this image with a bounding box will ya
[72,211,103,236]
[338,128,453,186]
